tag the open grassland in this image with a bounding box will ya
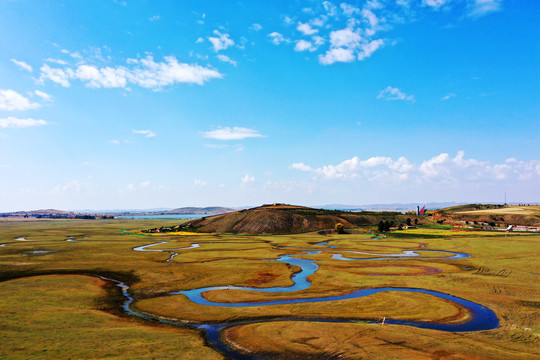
[0,275,221,360]
[0,219,539,359]
[454,205,540,216]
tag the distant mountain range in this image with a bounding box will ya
[0,203,471,217]
[151,207,235,215]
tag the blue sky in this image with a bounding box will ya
[0,0,538,211]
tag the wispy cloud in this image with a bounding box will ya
[377,86,415,102]
[0,89,41,111]
[193,179,207,188]
[132,129,156,138]
[203,126,265,140]
[39,55,222,89]
[217,54,237,66]
[45,58,68,65]
[149,15,160,21]
[34,90,52,101]
[422,0,450,9]
[250,23,263,31]
[442,92,456,101]
[241,174,255,185]
[467,0,502,17]
[0,117,47,128]
[11,59,33,72]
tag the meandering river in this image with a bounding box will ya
[127,238,498,359]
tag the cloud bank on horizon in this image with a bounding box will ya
[0,0,538,211]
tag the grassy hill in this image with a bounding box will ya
[436,204,540,226]
[184,204,413,234]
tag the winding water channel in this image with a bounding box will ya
[126,238,499,359]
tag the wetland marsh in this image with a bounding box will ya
[0,219,538,359]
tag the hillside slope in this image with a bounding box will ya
[186,204,410,234]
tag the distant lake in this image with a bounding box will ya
[115,214,204,219]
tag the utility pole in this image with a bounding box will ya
[504,192,507,206]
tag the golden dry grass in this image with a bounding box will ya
[0,219,538,359]
[455,205,540,216]
[0,275,222,360]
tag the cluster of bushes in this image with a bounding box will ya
[142,223,199,234]
[378,220,394,232]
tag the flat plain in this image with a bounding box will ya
[0,219,538,359]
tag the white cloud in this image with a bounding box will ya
[422,0,450,8]
[0,89,40,111]
[290,163,313,171]
[468,0,502,17]
[358,39,384,60]
[310,17,327,27]
[108,140,120,144]
[268,32,289,45]
[11,59,32,72]
[297,22,318,35]
[291,152,540,186]
[39,56,222,89]
[193,179,207,188]
[208,30,235,52]
[250,23,263,31]
[132,129,156,138]
[149,15,160,21]
[323,1,338,17]
[241,174,255,185]
[377,86,415,102]
[217,54,237,66]
[319,47,356,65]
[34,90,52,101]
[396,0,411,6]
[38,64,71,87]
[70,51,83,60]
[312,36,326,46]
[318,27,383,64]
[329,28,362,48]
[292,155,413,180]
[295,40,316,52]
[76,64,128,88]
[45,58,68,65]
[340,3,361,16]
[140,181,150,187]
[203,127,264,141]
[0,117,47,128]
[362,9,379,28]
[419,153,450,177]
[442,93,456,100]
[234,144,244,152]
